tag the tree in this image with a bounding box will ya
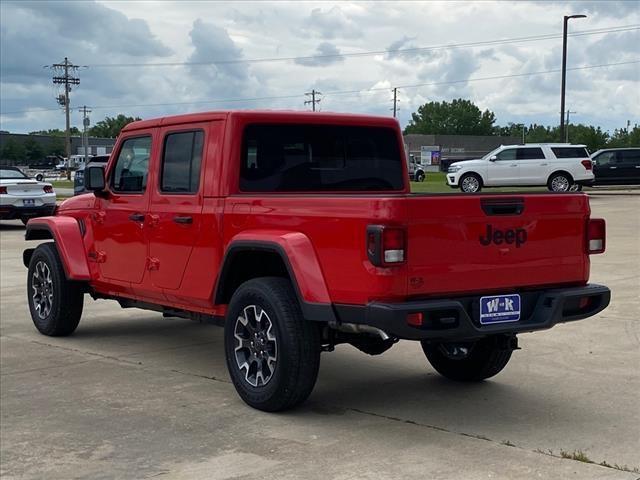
[404,99,496,136]
[566,124,609,152]
[23,137,45,161]
[89,114,141,138]
[608,125,639,148]
[0,139,26,163]
[30,128,81,137]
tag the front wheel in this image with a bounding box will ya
[421,336,513,381]
[460,173,482,193]
[27,242,84,336]
[415,171,425,182]
[224,277,321,411]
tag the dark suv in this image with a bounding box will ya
[73,155,109,195]
[591,148,640,185]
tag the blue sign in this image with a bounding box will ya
[480,294,521,324]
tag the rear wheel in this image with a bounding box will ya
[27,242,84,336]
[421,336,513,381]
[548,172,573,192]
[224,277,321,411]
[460,173,482,193]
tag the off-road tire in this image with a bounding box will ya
[224,277,321,411]
[460,173,482,193]
[547,172,573,192]
[27,242,84,336]
[421,336,513,381]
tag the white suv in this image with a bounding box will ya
[447,144,594,193]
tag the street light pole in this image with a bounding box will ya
[560,14,586,142]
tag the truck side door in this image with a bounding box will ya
[92,133,154,285]
[146,124,208,290]
[592,151,617,184]
[487,147,519,185]
[516,146,547,185]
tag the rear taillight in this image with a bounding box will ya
[581,159,593,170]
[366,225,406,267]
[587,218,606,254]
[0,186,7,194]
[43,185,54,193]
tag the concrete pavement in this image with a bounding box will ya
[1,194,639,479]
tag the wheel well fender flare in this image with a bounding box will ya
[215,231,335,322]
[548,170,574,183]
[24,217,91,281]
[461,171,484,186]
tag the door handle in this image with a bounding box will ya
[609,166,617,169]
[540,163,548,166]
[635,166,640,168]
[129,213,145,222]
[510,164,518,167]
[173,215,193,224]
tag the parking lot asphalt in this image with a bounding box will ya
[1,194,639,480]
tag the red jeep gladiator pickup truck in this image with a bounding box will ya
[23,111,610,411]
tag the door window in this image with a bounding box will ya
[619,150,640,165]
[516,148,545,160]
[593,151,616,166]
[160,131,204,193]
[495,149,517,161]
[111,136,152,193]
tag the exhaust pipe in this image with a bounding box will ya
[329,321,391,341]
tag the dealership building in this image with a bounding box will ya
[403,134,521,171]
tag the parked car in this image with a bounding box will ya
[0,166,56,224]
[447,144,594,193]
[74,155,109,195]
[407,154,426,182]
[590,148,640,185]
[23,111,609,412]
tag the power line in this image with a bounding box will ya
[2,60,638,116]
[84,25,639,68]
[391,87,399,118]
[48,57,80,178]
[304,89,322,111]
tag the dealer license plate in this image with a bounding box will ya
[479,294,521,325]
[23,199,35,207]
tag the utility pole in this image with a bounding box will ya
[50,57,80,179]
[559,14,586,142]
[79,106,91,166]
[565,110,576,142]
[391,87,399,118]
[304,89,322,111]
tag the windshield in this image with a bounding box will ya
[482,147,503,160]
[0,168,28,179]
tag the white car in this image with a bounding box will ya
[447,144,595,193]
[0,167,56,224]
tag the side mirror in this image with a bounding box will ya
[85,165,107,195]
[489,155,497,162]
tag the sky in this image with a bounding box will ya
[0,0,638,134]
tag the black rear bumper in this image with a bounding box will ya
[333,284,610,341]
[0,205,56,221]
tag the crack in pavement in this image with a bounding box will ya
[345,407,640,475]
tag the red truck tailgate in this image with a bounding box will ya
[406,194,590,297]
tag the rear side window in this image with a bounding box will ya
[111,136,152,193]
[160,131,204,193]
[516,148,544,160]
[240,124,403,192]
[619,150,640,164]
[551,147,589,158]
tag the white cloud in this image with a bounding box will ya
[1,0,638,134]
